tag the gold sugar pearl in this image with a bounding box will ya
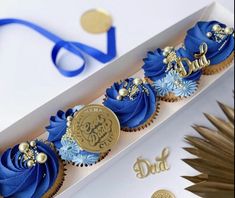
[225,27,234,35]
[19,142,30,153]
[133,78,143,86]
[163,46,173,53]
[36,153,48,164]
[67,116,73,121]
[163,58,168,64]
[206,32,212,38]
[119,88,129,97]
[116,95,123,100]
[212,24,221,32]
[27,160,35,168]
[30,141,36,147]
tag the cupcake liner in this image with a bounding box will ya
[159,81,200,103]
[121,101,160,132]
[202,52,234,75]
[43,158,66,198]
[61,150,110,168]
[159,92,182,103]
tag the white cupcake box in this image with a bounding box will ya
[0,2,234,198]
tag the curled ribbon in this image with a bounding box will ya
[0,18,117,77]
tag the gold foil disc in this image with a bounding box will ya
[70,104,120,153]
[81,9,113,34]
[151,190,176,198]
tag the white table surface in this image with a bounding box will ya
[0,0,233,132]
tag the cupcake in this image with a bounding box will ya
[46,104,120,167]
[185,21,234,75]
[0,140,65,198]
[103,78,160,132]
[142,46,202,102]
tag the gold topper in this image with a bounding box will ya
[67,104,120,153]
[165,43,210,78]
[133,148,170,179]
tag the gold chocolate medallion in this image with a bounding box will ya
[151,190,175,198]
[81,9,113,34]
[69,104,120,153]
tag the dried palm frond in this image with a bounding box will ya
[183,101,234,198]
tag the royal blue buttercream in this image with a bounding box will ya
[142,47,202,82]
[103,78,157,129]
[46,105,83,149]
[0,141,59,198]
[184,21,234,65]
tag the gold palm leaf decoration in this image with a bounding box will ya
[183,100,234,198]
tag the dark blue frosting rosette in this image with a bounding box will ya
[46,105,104,166]
[103,78,159,131]
[142,47,202,82]
[46,107,79,149]
[0,141,64,198]
[142,49,167,81]
[185,21,234,65]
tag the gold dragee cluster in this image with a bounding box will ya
[207,23,234,43]
[18,141,48,168]
[117,78,149,101]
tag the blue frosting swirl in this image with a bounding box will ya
[103,78,157,129]
[0,141,60,198]
[185,21,234,65]
[142,47,202,82]
[46,105,83,148]
[142,49,167,81]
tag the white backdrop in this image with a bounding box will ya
[0,0,234,197]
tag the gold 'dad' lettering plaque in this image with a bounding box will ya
[133,148,170,179]
[70,104,120,153]
[81,9,113,34]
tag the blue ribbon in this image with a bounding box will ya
[0,18,117,77]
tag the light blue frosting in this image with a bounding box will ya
[172,80,198,97]
[154,78,172,97]
[59,136,100,166]
[153,70,197,97]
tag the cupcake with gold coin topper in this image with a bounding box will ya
[46,104,120,167]
[185,21,234,75]
[0,140,65,198]
[103,77,160,132]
